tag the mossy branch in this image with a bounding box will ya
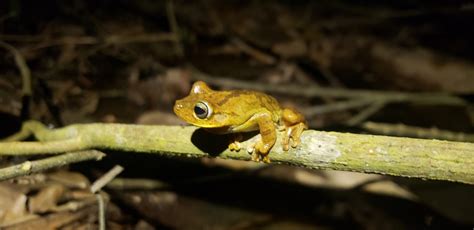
[1,120,473,184]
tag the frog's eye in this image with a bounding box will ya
[194,101,212,119]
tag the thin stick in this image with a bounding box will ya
[106,178,169,190]
[0,150,105,181]
[96,194,106,230]
[362,121,474,142]
[230,37,276,65]
[345,100,386,126]
[0,33,176,50]
[90,165,124,193]
[0,41,32,96]
[304,98,373,116]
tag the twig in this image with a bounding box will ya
[90,165,124,193]
[90,165,123,230]
[0,137,84,154]
[230,37,277,65]
[0,121,473,184]
[0,41,32,96]
[2,124,34,141]
[106,178,169,190]
[52,196,97,212]
[303,98,373,116]
[0,33,176,49]
[96,194,106,230]
[166,0,184,57]
[362,121,474,142]
[345,100,386,126]
[189,67,466,106]
[0,150,105,181]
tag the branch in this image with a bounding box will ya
[303,98,373,116]
[0,33,176,50]
[362,121,474,142]
[0,150,105,181]
[1,121,473,184]
[90,165,124,193]
[106,178,169,190]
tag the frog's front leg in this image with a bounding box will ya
[251,112,277,163]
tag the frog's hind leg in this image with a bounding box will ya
[281,108,307,151]
[281,126,292,151]
[289,122,306,148]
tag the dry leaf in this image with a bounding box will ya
[0,183,28,224]
[48,171,90,189]
[29,184,66,213]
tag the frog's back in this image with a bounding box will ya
[214,89,281,120]
[223,89,278,106]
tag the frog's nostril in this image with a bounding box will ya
[174,104,183,110]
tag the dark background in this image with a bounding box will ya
[0,0,473,229]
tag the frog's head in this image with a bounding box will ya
[174,81,231,128]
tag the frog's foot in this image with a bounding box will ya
[228,141,241,151]
[250,151,261,162]
[250,151,270,163]
[281,108,307,151]
[249,140,272,163]
[228,133,243,151]
[282,122,307,151]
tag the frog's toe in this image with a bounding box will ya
[251,152,261,162]
[255,142,272,154]
[246,146,255,154]
[248,139,274,162]
[291,139,300,148]
[247,145,259,161]
[251,152,270,163]
[282,126,294,151]
[288,122,306,148]
[288,137,301,148]
[262,154,271,163]
[228,142,241,151]
[252,154,258,162]
[256,148,271,163]
[282,134,290,151]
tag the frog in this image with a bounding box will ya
[173,81,307,163]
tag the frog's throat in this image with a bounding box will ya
[203,126,232,134]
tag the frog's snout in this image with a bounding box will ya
[173,101,183,114]
[174,102,183,109]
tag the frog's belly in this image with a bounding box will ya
[226,111,278,133]
[204,126,234,134]
[204,123,259,134]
